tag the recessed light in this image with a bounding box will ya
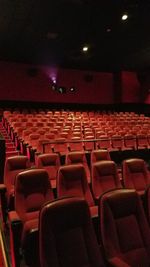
[82,46,88,52]
[122,14,128,21]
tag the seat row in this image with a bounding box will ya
[1,152,150,225]
[2,110,150,160]
[8,187,150,267]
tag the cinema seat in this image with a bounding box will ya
[0,156,30,223]
[57,164,98,217]
[91,149,111,165]
[92,160,122,202]
[65,151,91,183]
[99,189,150,267]
[35,153,60,189]
[8,168,54,267]
[39,197,105,267]
[122,158,150,196]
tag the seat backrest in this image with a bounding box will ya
[39,197,105,267]
[92,160,122,200]
[124,134,137,149]
[4,155,30,195]
[99,189,150,267]
[15,168,54,221]
[91,149,111,164]
[123,158,150,195]
[57,164,94,207]
[66,151,91,183]
[36,153,60,180]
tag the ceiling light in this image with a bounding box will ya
[122,14,128,21]
[82,46,88,52]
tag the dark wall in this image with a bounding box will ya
[0,61,113,104]
[0,61,142,106]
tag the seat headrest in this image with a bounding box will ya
[39,154,58,166]
[16,168,50,193]
[125,159,145,172]
[94,160,116,175]
[7,156,29,170]
[101,189,138,219]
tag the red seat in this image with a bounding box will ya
[0,155,30,222]
[91,149,111,165]
[124,134,137,150]
[39,197,105,267]
[96,135,112,150]
[57,164,98,217]
[35,153,60,188]
[68,137,84,152]
[8,168,54,267]
[111,134,124,150]
[99,189,150,267]
[92,160,122,202]
[122,158,150,196]
[65,151,91,183]
[136,133,149,149]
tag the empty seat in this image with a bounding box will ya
[111,134,124,150]
[124,134,137,150]
[39,197,105,267]
[92,160,122,202]
[91,149,111,165]
[65,151,91,183]
[68,137,84,151]
[8,168,54,267]
[52,137,69,156]
[99,189,150,267]
[122,158,150,196]
[57,164,98,217]
[35,153,60,188]
[136,133,149,149]
[0,156,30,222]
[96,135,112,150]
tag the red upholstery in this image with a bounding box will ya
[123,158,150,196]
[111,134,124,150]
[39,197,105,267]
[35,153,60,188]
[9,168,54,266]
[53,137,69,155]
[65,151,91,183]
[124,134,137,150]
[57,164,98,217]
[92,160,122,201]
[99,189,150,267]
[4,155,30,208]
[69,137,84,151]
[91,149,111,164]
[96,135,112,150]
[136,134,149,149]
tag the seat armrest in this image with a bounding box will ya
[8,211,23,267]
[0,184,6,192]
[0,184,7,224]
[8,210,22,224]
[108,257,131,267]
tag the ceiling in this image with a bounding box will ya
[0,0,150,72]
